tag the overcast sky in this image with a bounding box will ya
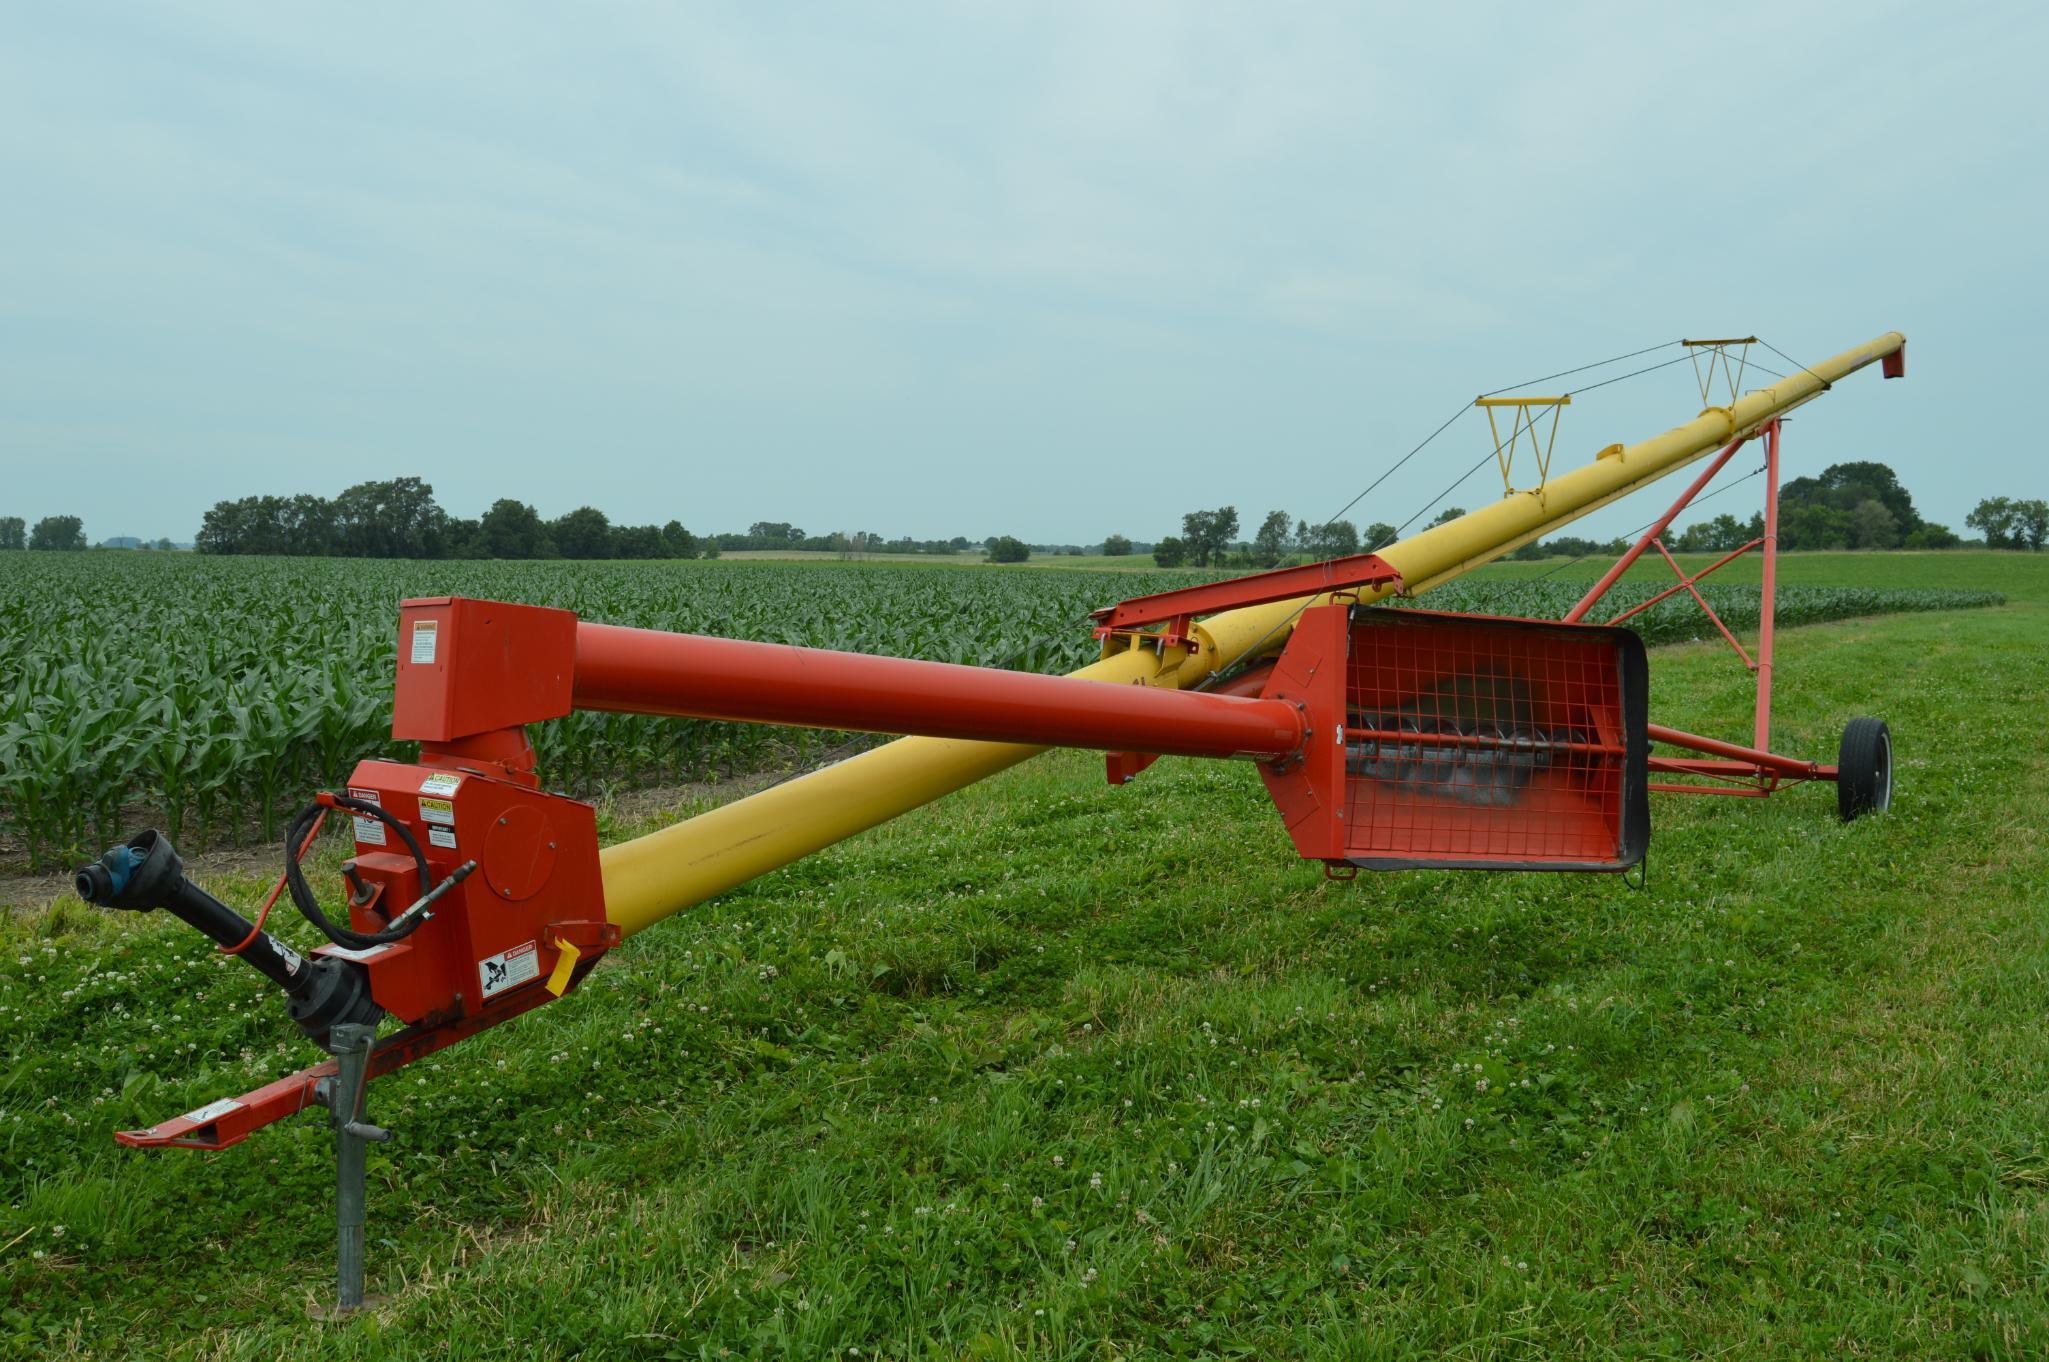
[2,3,2041,546]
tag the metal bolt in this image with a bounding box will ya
[498,817,508,826]
[502,888,511,897]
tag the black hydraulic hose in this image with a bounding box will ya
[286,793,437,950]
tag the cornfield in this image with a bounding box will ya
[0,553,2004,872]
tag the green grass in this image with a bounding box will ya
[3,554,2047,1358]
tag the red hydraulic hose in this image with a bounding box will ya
[222,808,327,956]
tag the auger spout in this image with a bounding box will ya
[597,331,1905,937]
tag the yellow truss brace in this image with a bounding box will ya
[1475,395,1571,495]
[1683,336,1759,409]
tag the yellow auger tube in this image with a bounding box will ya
[600,331,1904,937]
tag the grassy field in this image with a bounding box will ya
[2,553,2046,1358]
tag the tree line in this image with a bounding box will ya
[715,522,973,556]
[190,479,710,560]
[190,486,1072,562]
[9,459,2041,561]
[1137,462,2042,568]
[1149,506,1410,569]
[0,516,89,552]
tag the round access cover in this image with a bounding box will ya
[483,805,558,901]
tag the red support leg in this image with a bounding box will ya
[1754,419,1782,752]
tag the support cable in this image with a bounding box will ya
[1360,343,1790,554]
[1757,339,1831,392]
[1315,403,1473,538]
[1478,339,1684,399]
[1311,340,1684,538]
[1209,339,1692,689]
[1556,351,1699,398]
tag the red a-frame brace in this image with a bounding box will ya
[1562,418,1832,797]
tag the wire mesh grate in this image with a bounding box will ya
[1342,611,1638,868]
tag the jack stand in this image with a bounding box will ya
[319,1023,389,1314]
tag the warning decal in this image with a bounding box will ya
[410,620,439,665]
[420,771,463,797]
[479,941,539,998]
[428,825,458,849]
[348,787,386,846]
[418,796,456,826]
[182,1097,243,1125]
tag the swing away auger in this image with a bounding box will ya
[74,329,1905,1310]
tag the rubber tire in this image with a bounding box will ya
[1837,717,1892,822]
